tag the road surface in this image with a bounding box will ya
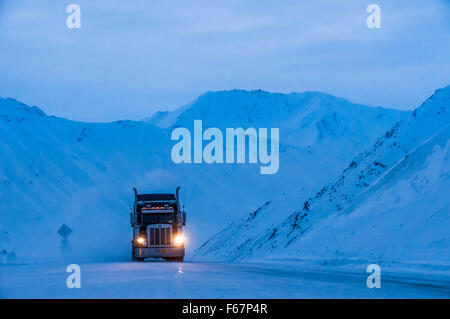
[1,260,449,298]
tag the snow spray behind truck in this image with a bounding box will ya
[130,187,186,262]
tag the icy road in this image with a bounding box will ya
[1,260,449,298]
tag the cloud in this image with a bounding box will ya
[0,0,449,121]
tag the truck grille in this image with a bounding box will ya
[147,225,172,246]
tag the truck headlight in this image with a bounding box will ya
[136,236,147,246]
[173,234,184,246]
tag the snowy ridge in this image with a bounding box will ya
[0,90,408,261]
[153,90,406,150]
[0,100,168,260]
[285,124,450,266]
[193,86,450,265]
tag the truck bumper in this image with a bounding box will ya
[135,247,185,258]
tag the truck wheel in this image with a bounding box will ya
[133,255,145,262]
[132,249,145,262]
[165,257,184,262]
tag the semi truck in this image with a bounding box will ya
[130,187,186,262]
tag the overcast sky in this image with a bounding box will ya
[0,0,449,122]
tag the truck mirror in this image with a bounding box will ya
[130,213,138,225]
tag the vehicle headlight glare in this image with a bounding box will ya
[136,236,146,245]
[173,234,184,246]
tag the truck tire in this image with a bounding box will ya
[133,256,145,262]
[132,249,145,262]
[164,257,184,262]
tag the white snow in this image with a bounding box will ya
[0,91,406,262]
[1,260,449,298]
[1,87,449,299]
[193,86,450,270]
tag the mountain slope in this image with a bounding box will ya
[0,91,408,261]
[286,124,450,265]
[151,89,406,151]
[0,98,169,259]
[193,86,450,264]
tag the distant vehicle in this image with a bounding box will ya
[130,187,186,262]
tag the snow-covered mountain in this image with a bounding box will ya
[150,90,403,151]
[0,91,408,261]
[193,86,450,267]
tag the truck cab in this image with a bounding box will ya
[130,187,186,262]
